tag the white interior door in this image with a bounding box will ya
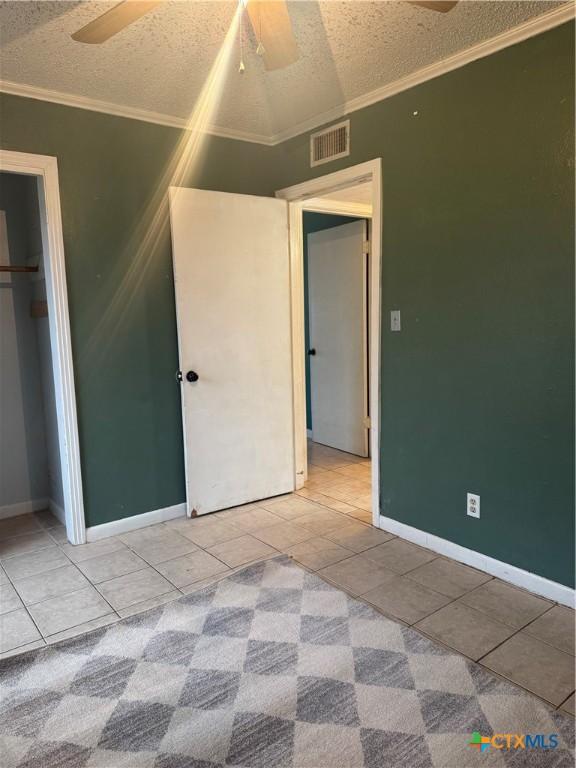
[308,219,369,457]
[169,188,294,516]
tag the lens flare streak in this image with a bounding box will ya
[84,4,243,367]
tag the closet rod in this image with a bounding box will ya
[0,265,39,273]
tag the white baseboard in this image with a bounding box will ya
[48,499,66,526]
[378,514,575,608]
[86,503,187,542]
[0,498,48,520]
[307,429,313,438]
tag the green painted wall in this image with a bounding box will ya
[272,22,575,587]
[0,94,277,527]
[303,212,362,430]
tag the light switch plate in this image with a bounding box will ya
[390,310,401,331]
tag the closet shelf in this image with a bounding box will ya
[0,265,39,273]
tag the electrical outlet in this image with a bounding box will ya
[467,493,480,519]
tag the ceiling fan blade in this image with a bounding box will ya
[246,0,299,71]
[71,0,164,44]
[408,1,459,12]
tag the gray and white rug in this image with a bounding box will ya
[0,556,573,768]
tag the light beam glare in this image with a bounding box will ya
[82,3,242,370]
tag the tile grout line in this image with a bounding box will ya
[302,554,574,714]
[348,552,573,709]
[4,513,279,626]
[473,629,576,711]
[293,489,372,518]
[32,582,118,638]
[404,590,573,710]
[9,553,217,652]
[395,569,562,654]
[357,569,566,668]
[518,605,576,657]
[2,520,121,643]
[556,691,575,711]
[2,546,569,714]
[2,479,574,708]
[0,553,47,647]
[474,608,567,663]
[125,528,278,580]
[2,507,574,713]
[0,514,95,644]
[382,577,499,634]
[83,522,284,612]
[94,536,286,614]
[87,538,213,611]
[43,613,121,645]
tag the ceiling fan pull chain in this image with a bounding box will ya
[256,4,266,57]
[238,2,246,74]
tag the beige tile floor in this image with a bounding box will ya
[0,441,574,716]
[297,441,373,523]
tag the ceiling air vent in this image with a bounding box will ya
[310,120,350,167]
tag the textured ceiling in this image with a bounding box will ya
[0,1,568,140]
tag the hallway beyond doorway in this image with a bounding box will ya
[297,440,372,525]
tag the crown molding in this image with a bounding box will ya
[0,79,274,146]
[0,2,573,148]
[269,2,575,144]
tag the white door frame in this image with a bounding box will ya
[0,150,86,544]
[276,159,382,528]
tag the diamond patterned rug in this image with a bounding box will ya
[1,556,573,767]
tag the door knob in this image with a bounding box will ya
[307,349,316,356]
[186,371,199,382]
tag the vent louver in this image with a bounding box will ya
[310,120,350,167]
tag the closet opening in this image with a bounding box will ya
[0,153,85,551]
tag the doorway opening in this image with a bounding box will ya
[304,209,372,522]
[277,159,382,529]
[0,152,85,546]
